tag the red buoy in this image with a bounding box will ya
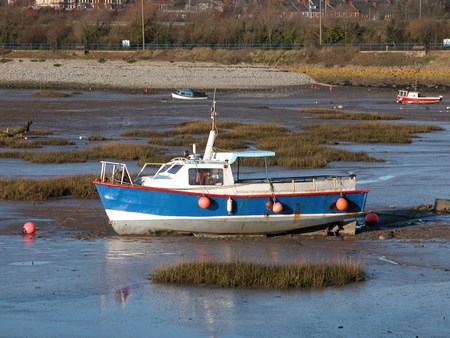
[336,197,349,211]
[266,198,273,210]
[22,222,36,235]
[272,202,283,213]
[365,213,379,226]
[23,234,35,244]
[198,196,211,209]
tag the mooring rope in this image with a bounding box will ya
[38,199,87,235]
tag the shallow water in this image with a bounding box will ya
[1,87,450,210]
[1,234,449,337]
[1,87,450,337]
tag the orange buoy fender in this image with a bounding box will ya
[198,196,211,209]
[272,202,283,213]
[266,198,274,210]
[22,222,36,235]
[365,213,379,226]
[227,197,233,214]
[336,197,349,211]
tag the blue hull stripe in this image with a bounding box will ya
[94,182,368,218]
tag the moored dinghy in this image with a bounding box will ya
[396,90,443,104]
[171,88,208,100]
[93,99,368,236]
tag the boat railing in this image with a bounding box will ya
[135,162,165,178]
[99,161,134,185]
[236,175,357,192]
[237,174,356,183]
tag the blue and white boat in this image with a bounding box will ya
[171,88,208,100]
[94,101,368,236]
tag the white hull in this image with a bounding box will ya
[171,93,208,100]
[105,209,360,235]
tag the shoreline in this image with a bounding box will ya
[2,49,450,91]
[0,58,315,91]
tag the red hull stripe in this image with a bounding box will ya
[93,181,368,199]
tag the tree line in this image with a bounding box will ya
[0,1,449,48]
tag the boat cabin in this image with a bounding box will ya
[176,88,195,97]
[397,90,417,98]
[397,90,426,99]
[138,150,276,189]
[174,88,207,99]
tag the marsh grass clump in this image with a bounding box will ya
[32,91,71,98]
[87,135,109,141]
[0,142,165,163]
[151,259,365,288]
[91,142,164,161]
[177,120,241,134]
[118,119,442,169]
[155,134,198,147]
[33,138,75,146]
[0,150,85,163]
[121,130,171,138]
[0,138,74,149]
[301,108,400,121]
[28,128,53,136]
[0,138,38,148]
[0,175,98,200]
[301,122,443,144]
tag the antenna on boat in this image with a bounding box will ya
[211,88,217,130]
[203,89,217,160]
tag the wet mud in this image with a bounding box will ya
[0,87,449,337]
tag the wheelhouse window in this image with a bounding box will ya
[154,164,183,178]
[167,164,183,174]
[189,168,223,185]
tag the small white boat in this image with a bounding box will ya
[171,88,208,100]
[93,98,368,236]
[396,90,443,104]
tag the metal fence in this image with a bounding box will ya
[326,42,448,51]
[1,42,449,51]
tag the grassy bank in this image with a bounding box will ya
[2,47,450,89]
[151,259,365,288]
[0,175,98,200]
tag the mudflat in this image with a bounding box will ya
[1,83,449,337]
[0,85,448,240]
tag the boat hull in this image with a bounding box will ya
[396,96,442,104]
[171,93,208,100]
[94,182,368,235]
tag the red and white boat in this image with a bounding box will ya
[396,90,443,104]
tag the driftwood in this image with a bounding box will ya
[1,120,32,138]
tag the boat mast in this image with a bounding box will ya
[203,90,217,160]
